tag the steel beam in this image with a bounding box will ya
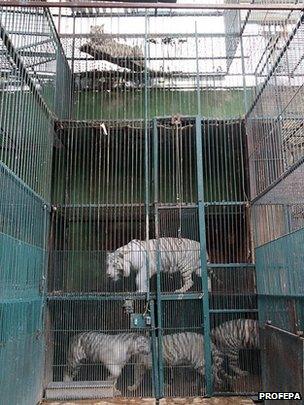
[0,2,304,10]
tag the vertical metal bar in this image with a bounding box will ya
[239,15,248,115]
[195,21,201,116]
[195,116,212,396]
[144,9,150,302]
[195,19,212,397]
[149,299,159,398]
[153,117,164,398]
[284,204,291,235]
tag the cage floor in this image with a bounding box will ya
[42,396,255,405]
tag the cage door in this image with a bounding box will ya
[151,116,212,397]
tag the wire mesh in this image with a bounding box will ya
[246,13,304,199]
[49,298,154,397]
[0,6,71,405]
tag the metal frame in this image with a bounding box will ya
[0,2,304,10]
[2,2,289,399]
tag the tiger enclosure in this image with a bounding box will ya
[1,1,304,404]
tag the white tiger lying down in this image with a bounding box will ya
[128,332,223,392]
[63,332,150,387]
[106,237,210,293]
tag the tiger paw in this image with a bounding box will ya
[113,388,122,396]
[174,288,187,294]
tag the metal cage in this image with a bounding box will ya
[1,2,304,404]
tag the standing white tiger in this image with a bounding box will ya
[64,332,150,387]
[211,319,260,378]
[127,332,223,392]
[106,237,210,293]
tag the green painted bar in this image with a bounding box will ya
[154,117,165,399]
[195,116,213,396]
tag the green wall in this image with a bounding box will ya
[74,89,246,120]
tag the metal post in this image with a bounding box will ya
[239,18,248,115]
[195,18,212,397]
[149,299,160,397]
[195,116,213,396]
[144,10,150,302]
[153,117,164,398]
[195,22,201,116]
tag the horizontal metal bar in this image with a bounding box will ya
[160,293,203,300]
[258,293,304,299]
[205,201,249,206]
[5,30,53,37]
[208,263,255,268]
[68,56,246,61]
[55,116,244,129]
[47,293,150,301]
[55,202,249,212]
[57,203,149,209]
[47,292,257,301]
[0,296,43,304]
[61,32,238,39]
[214,392,259,397]
[264,323,304,338]
[58,10,224,18]
[1,2,304,10]
[209,309,258,314]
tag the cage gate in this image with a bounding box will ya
[151,115,212,398]
[45,115,211,399]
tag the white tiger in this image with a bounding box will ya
[106,237,210,293]
[127,332,223,392]
[63,332,150,388]
[211,319,260,378]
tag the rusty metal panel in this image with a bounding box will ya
[261,324,304,405]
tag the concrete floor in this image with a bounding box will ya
[42,397,254,405]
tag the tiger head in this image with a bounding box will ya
[106,247,131,281]
[132,335,151,355]
[106,251,123,281]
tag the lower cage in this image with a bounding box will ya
[44,297,262,398]
[47,299,153,397]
